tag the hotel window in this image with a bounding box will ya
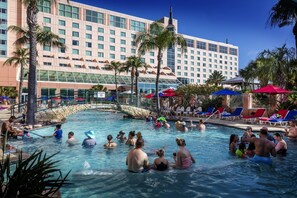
[86,42,92,48]
[58,3,79,19]
[86,10,104,24]
[197,57,200,60]
[0,50,6,56]
[59,63,68,67]
[59,47,65,53]
[191,50,194,54]
[0,40,6,45]
[98,36,104,41]
[59,38,65,44]
[72,31,79,37]
[72,40,79,46]
[197,62,200,66]
[209,58,212,62]
[120,47,126,52]
[43,17,51,24]
[131,41,136,46]
[203,58,206,61]
[184,60,188,64]
[214,59,217,63]
[177,54,181,58]
[184,55,188,59]
[185,39,194,48]
[72,22,79,28]
[225,61,227,64]
[203,68,206,72]
[131,34,136,39]
[208,43,217,52]
[203,63,206,67]
[191,56,194,60]
[44,62,52,66]
[44,27,51,31]
[177,48,181,52]
[110,46,115,51]
[74,65,82,68]
[150,52,154,56]
[209,53,212,57]
[203,74,206,78]
[184,72,188,76]
[219,46,228,54]
[196,41,206,50]
[191,73,194,77]
[98,27,104,33]
[209,69,212,73]
[191,61,194,65]
[177,60,181,64]
[98,44,104,49]
[110,30,115,35]
[177,66,181,70]
[98,52,104,57]
[141,58,145,63]
[110,15,126,29]
[131,49,136,54]
[72,49,79,54]
[86,51,92,56]
[121,32,126,37]
[130,20,145,31]
[110,54,115,59]
[43,44,51,51]
[197,73,200,77]
[214,64,218,68]
[86,33,92,39]
[59,29,65,35]
[209,64,212,68]
[184,66,188,70]
[197,68,200,72]
[150,59,154,64]
[203,52,206,56]
[197,51,200,55]
[86,25,92,31]
[110,38,115,43]
[191,67,194,71]
[121,55,126,60]
[38,0,51,13]
[229,48,238,55]
[177,72,181,76]
[120,39,126,45]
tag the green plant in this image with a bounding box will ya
[201,97,223,111]
[0,150,70,197]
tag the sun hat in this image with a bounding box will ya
[85,130,95,139]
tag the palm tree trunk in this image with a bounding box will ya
[156,49,162,116]
[115,73,119,103]
[26,5,38,125]
[135,70,139,107]
[18,63,24,113]
[294,22,297,59]
[130,74,134,104]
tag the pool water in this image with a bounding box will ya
[9,111,297,198]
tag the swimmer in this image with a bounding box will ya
[173,138,195,169]
[162,120,170,129]
[126,138,149,173]
[273,133,287,156]
[153,148,169,171]
[229,134,239,155]
[125,131,136,146]
[284,120,297,139]
[82,130,96,148]
[104,134,117,148]
[66,131,79,146]
[197,120,206,130]
[235,142,247,158]
[116,130,127,141]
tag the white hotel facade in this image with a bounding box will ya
[0,0,238,98]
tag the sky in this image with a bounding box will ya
[74,0,294,70]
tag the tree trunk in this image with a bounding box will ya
[18,63,24,113]
[26,5,38,125]
[156,49,163,116]
[294,22,297,59]
[115,73,119,103]
[130,71,134,104]
[135,70,139,107]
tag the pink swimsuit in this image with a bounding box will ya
[182,156,192,169]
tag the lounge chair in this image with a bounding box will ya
[221,107,243,120]
[204,107,225,118]
[259,109,289,124]
[184,106,192,117]
[196,107,215,117]
[268,110,297,126]
[242,108,266,123]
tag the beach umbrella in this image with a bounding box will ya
[144,93,155,99]
[0,96,11,100]
[252,85,290,94]
[211,89,241,95]
[162,87,176,94]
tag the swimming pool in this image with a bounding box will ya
[9,110,297,198]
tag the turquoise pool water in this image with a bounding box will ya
[9,110,297,198]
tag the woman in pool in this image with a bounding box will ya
[246,134,256,157]
[173,138,195,169]
[104,134,117,148]
[116,130,127,141]
[241,126,253,142]
[235,142,247,158]
[125,131,136,146]
[153,148,169,171]
[162,120,170,129]
[229,134,239,155]
[273,132,287,156]
[82,130,96,148]
[197,120,206,131]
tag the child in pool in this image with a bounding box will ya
[235,142,247,158]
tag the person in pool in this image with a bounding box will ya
[173,138,195,169]
[197,120,206,131]
[66,131,79,146]
[126,138,149,173]
[53,124,63,139]
[125,131,136,146]
[284,119,297,139]
[153,148,169,171]
[246,134,256,158]
[235,142,247,158]
[229,134,239,155]
[241,126,254,142]
[116,130,127,141]
[82,130,96,148]
[273,132,287,156]
[162,120,170,129]
[104,134,117,148]
[242,128,276,164]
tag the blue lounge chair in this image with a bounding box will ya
[196,107,215,117]
[221,107,243,120]
[268,110,297,126]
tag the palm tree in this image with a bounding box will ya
[206,71,225,87]
[124,56,148,106]
[268,0,297,57]
[10,0,68,125]
[107,61,124,102]
[239,61,258,90]
[4,48,29,112]
[135,22,187,115]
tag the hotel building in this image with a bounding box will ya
[0,0,238,99]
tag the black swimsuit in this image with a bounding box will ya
[155,162,168,171]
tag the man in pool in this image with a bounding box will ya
[126,138,149,173]
[284,119,297,139]
[66,131,79,146]
[243,128,276,164]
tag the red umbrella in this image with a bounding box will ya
[160,92,176,97]
[252,85,291,94]
[144,93,155,99]
[162,87,176,94]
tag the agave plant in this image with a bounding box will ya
[0,150,70,197]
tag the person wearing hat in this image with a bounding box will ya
[104,135,117,148]
[116,130,127,141]
[82,130,96,148]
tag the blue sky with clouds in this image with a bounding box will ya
[74,0,294,70]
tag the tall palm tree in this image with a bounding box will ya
[268,0,297,57]
[135,22,187,115]
[239,60,258,90]
[10,0,68,125]
[124,56,148,106]
[107,61,124,102]
[206,70,225,87]
[4,48,29,112]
